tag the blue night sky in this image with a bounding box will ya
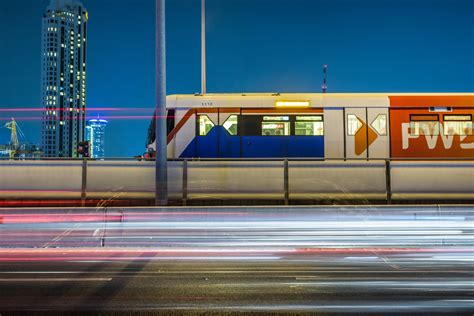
[0,0,473,157]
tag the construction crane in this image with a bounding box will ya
[3,118,25,159]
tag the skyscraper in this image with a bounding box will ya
[41,0,88,157]
[85,118,108,159]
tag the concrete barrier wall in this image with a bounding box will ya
[0,161,83,199]
[391,161,474,200]
[187,161,284,199]
[289,161,387,200]
[0,160,472,201]
[86,161,183,200]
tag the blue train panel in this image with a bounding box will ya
[180,129,325,158]
[197,128,219,158]
[242,136,287,158]
[180,139,197,158]
[180,127,240,158]
[243,136,324,158]
[218,127,241,158]
[287,137,324,158]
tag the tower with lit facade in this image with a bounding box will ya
[85,118,108,159]
[41,0,88,157]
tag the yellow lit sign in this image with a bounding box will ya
[275,101,311,108]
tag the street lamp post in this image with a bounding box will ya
[201,0,206,95]
[155,0,168,206]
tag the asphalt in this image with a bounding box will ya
[0,252,472,315]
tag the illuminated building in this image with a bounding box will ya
[85,118,108,159]
[41,0,88,157]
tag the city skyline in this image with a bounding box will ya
[1,0,473,157]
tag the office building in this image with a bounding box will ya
[41,0,88,157]
[85,118,108,159]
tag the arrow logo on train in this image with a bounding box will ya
[354,116,378,156]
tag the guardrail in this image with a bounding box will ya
[0,158,473,205]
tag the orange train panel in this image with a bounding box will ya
[389,95,474,108]
[390,108,474,158]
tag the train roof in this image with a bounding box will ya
[166,93,474,109]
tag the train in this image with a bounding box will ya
[147,93,473,160]
[1,93,472,206]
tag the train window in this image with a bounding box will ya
[444,115,472,121]
[239,115,260,136]
[409,115,439,136]
[198,115,214,136]
[223,115,238,136]
[262,122,290,136]
[166,109,175,136]
[295,116,324,136]
[443,115,472,136]
[410,122,440,136]
[370,114,387,136]
[347,115,362,136]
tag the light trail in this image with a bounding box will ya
[0,278,112,282]
[0,114,173,122]
[1,207,473,253]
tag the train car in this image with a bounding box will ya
[147,93,473,160]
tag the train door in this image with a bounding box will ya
[324,109,345,159]
[196,110,219,158]
[367,108,390,158]
[345,108,389,159]
[345,108,368,159]
[218,110,240,158]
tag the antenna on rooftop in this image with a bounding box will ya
[322,65,328,93]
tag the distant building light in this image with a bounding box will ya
[86,117,107,159]
[90,119,109,124]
